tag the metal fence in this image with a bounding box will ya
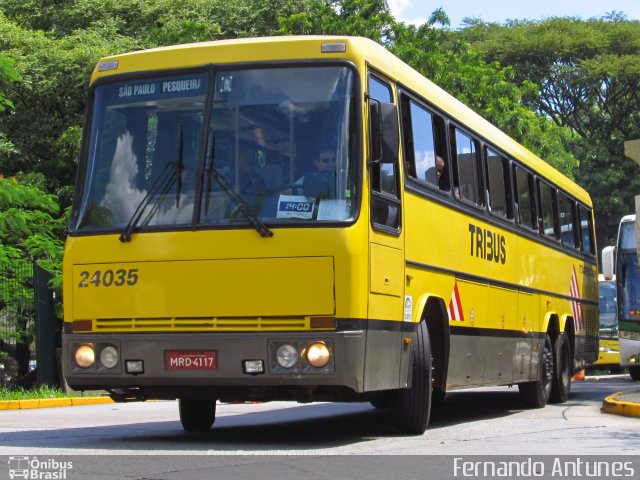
[0,262,35,388]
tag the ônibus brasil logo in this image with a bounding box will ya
[8,456,73,479]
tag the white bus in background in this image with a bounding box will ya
[602,215,640,380]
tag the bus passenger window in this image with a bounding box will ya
[407,100,448,191]
[558,193,577,248]
[452,128,482,206]
[514,166,535,229]
[369,76,393,103]
[579,205,595,255]
[538,180,558,239]
[486,148,511,218]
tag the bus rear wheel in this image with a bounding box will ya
[630,366,640,381]
[518,333,553,408]
[392,321,432,435]
[550,332,571,403]
[179,398,217,432]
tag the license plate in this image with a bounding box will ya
[166,351,217,370]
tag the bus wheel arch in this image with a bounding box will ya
[419,295,450,401]
[562,316,576,372]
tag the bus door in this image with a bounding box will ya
[365,73,408,391]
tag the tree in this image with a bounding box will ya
[0,54,19,164]
[0,13,141,194]
[0,0,310,196]
[455,16,640,248]
[0,176,64,387]
[280,1,578,174]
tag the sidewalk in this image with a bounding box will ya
[602,387,640,418]
[0,396,113,410]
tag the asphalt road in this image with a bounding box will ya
[0,376,638,479]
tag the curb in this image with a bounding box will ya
[602,392,640,418]
[0,397,113,410]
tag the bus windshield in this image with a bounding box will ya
[73,66,358,232]
[598,280,617,332]
[619,220,636,250]
[618,252,640,322]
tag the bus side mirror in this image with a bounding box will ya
[602,245,615,280]
[369,100,399,165]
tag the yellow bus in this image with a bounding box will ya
[62,36,599,434]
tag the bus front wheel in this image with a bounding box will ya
[518,333,553,408]
[179,398,217,432]
[630,366,640,381]
[392,321,432,434]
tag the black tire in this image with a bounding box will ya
[392,321,432,434]
[630,366,640,381]
[518,333,553,408]
[550,332,572,403]
[179,398,216,432]
[370,392,393,409]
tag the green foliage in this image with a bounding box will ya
[0,178,64,387]
[0,178,64,318]
[455,16,640,247]
[391,21,578,175]
[0,385,83,400]
[0,13,140,190]
[279,0,395,40]
[279,1,577,174]
[0,54,19,113]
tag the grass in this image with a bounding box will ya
[0,385,84,401]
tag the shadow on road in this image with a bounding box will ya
[0,387,542,452]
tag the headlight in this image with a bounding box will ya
[276,344,299,368]
[74,344,95,368]
[306,342,330,368]
[99,346,119,369]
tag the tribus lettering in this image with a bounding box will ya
[468,224,506,264]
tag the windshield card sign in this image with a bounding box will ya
[277,195,315,219]
[166,351,217,370]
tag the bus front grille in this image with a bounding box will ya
[92,317,310,332]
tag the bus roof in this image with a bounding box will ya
[621,214,636,223]
[92,35,592,205]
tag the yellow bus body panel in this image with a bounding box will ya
[72,257,334,320]
[64,224,369,331]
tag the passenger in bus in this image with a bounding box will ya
[302,149,336,199]
[425,155,445,186]
[237,149,265,197]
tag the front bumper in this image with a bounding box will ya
[63,331,366,398]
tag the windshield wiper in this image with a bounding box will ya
[120,127,185,242]
[205,154,273,238]
[119,161,178,242]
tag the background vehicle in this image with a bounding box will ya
[602,215,640,380]
[63,36,599,434]
[590,274,620,371]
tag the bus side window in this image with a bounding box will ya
[369,74,401,232]
[579,205,595,255]
[538,180,559,239]
[485,148,512,218]
[402,96,449,191]
[513,165,536,230]
[558,192,577,248]
[452,127,483,206]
